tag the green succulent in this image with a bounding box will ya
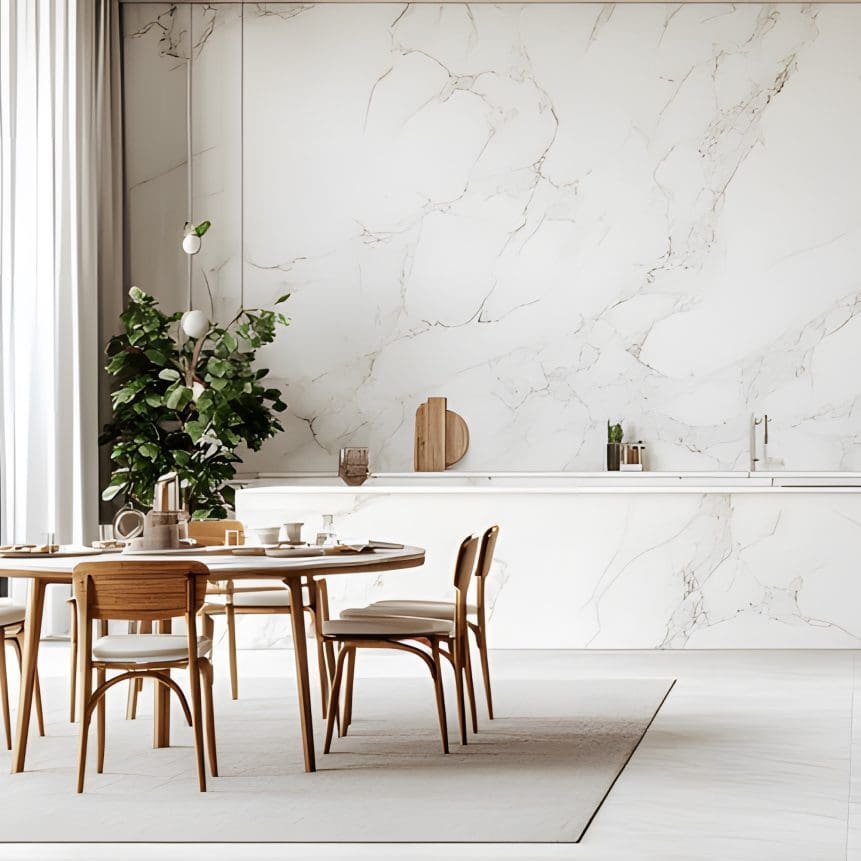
[99,286,289,519]
[607,421,624,444]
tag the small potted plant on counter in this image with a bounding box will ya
[607,421,624,471]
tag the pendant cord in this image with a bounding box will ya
[186,4,193,313]
[240,6,245,310]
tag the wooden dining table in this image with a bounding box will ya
[0,545,425,774]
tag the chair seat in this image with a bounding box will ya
[340,599,476,622]
[0,602,26,628]
[92,634,213,664]
[323,617,453,639]
[205,589,293,608]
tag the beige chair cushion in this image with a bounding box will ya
[323,617,453,639]
[205,589,293,608]
[340,599,476,621]
[0,602,26,628]
[92,634,213,663]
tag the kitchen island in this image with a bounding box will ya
[235,472,861,649]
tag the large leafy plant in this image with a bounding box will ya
[100,286,288,518]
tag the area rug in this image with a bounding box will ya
[0,676,674,843]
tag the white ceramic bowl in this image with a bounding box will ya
[247,526,281,546]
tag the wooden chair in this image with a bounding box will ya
[340,525,499,731]
[72,560,217,793]
[190,520,334,715]
[119,519,245,721]
[323,534,480,754]
[0,603,45,749]
[68,519,244,723]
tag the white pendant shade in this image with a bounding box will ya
[181,309,209,339]
[182,232,201,255]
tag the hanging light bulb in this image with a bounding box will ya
[182,224,201,255]
[182,220,211,256]
[181,309,209,340]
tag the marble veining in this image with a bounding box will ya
[123,4,861,474]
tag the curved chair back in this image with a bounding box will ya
[474,525,499,623]
[452,534,480,639]
[73,561,211,622]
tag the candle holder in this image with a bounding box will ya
[339,447,369,486]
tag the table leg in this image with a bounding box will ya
[287,576,316,772]
[153,618,171,748]
[11,578,46,773]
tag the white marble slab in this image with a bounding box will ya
[236,484,861,649]
[123,4,861,475]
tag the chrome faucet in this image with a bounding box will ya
[751,414,768,471]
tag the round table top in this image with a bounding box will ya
[0,545,426,581]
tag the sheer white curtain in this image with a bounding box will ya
[0,0,122,609]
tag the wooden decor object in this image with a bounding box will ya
[414,397,469,471]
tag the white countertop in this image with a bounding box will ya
[234,471,861,494]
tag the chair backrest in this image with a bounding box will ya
[474,525,499,621]
[475,525,499,580]
[452,534,480,637]
[73,561,211,622]
[187,519,244,547]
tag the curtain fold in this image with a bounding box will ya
[0,0,123,610]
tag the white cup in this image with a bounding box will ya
[282,522,304,544]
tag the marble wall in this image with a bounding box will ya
[123,4,861,475]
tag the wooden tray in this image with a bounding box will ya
[0,548,110,559]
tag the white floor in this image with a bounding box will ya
[4,646,861,860]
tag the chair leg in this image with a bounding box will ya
[11,633,44,736]
[451,638,467,746]
[125,622,143,721]
[187,659,207,792]
[76,666,92,794]
[463,635,479,734]
[324,646,349,754]
[126,677,141,721]
[125,621,145,720]
[96,668,106,773]
[342,647,356,735]
[0,636,11,750]
[76,707,92,794]
[306,606,329,718]
[316,579,338,685]
[69,602,78,722]
[474,625,494,720]
[226,604,239,700]
[33,667,46,737]
[430,638,449,754]
[315,633,329,718]
[200,658,218,778]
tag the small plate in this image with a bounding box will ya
[121,546,207,556]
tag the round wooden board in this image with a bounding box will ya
[445,410,469,467]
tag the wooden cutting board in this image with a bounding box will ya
[414,397,469,470]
